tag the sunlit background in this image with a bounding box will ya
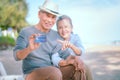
[0,1,120,80]
[26,0,120,47]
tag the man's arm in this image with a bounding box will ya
[14,34,40,60]
[16,47,32,60]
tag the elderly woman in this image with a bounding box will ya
[52,15,93,80]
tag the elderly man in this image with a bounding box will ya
[13,0,63,80]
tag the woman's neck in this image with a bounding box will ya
[64,36,70,41]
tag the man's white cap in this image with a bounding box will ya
[39,0,59,16]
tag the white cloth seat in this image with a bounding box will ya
[0,62,7,76]
[0,75,24,80]
[0,62,24,80]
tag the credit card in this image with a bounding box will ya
[35,35,46,43]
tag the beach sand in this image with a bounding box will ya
[0,45,120,80]
[83,45,120,80]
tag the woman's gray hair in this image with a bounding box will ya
[56,15,73,28]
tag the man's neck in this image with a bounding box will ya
[35,24,50,33]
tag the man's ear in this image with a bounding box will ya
[38,11,41,18]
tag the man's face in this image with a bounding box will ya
[57,19,72,40]
[39,10,57,32]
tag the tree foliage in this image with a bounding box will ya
[0,0,28,30]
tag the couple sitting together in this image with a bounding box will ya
[13,0,93,80]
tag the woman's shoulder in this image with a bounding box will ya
[71,33,80,38]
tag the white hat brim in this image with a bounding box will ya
[40,7,60,16]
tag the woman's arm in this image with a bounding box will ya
[57,39,83,56]
[69,43,81,56]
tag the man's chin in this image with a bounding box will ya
[44,27,52,31]
[45,25,52,28]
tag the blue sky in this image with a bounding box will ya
[26,0,120,45]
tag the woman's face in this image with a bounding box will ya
[57,19,72,40]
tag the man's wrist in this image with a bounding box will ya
[26,46,33,53]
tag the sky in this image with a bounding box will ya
[25,0,120,46]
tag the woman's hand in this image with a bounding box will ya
[65,55,75,65]
[57,40,72,50]
[75,57,85,73]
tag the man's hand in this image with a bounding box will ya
[28,34,40,51]
[16,34,41,60]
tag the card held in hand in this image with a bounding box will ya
[35,35,46,43]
